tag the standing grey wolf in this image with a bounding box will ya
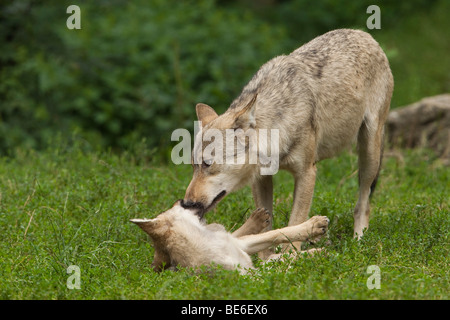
[181,29,394,243]
[131,201,329,274]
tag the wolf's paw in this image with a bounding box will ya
[307,215,329,239]
[249,207,272,232]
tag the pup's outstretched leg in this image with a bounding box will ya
[237,215,329,255]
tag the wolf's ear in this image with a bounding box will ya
[130,218,158,237]
[196,103,218,127]
[233,93,257,129]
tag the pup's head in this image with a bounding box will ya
[182,94,260,214]
[130,200,201,240]
[130,200,199,271]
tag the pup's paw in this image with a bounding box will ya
[307,215,329,239]
[233,208,272,237]
[249,207,272,232]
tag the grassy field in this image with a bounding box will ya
[0,142,448,300]
[1,1,449,301]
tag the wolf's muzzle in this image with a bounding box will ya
[180,199,205,211]
[181,190,226,219]
[180,199,206,219]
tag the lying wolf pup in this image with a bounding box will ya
[131,201,328,274]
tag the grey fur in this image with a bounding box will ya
[184,29,394,244]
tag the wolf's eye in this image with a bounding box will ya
[202,159,213,168]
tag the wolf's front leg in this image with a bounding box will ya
[286,164,317,251]
[251,176,273,259]
[251,175,273,217]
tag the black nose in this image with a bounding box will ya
[180,199,204,211]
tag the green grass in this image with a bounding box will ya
[0,142,448,299]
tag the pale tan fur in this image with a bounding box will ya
[131,201,328,274]
[182,29,393,245]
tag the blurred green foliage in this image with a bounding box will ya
[0,0,286,154]
[243,0,438,43]
[0,0,447,156]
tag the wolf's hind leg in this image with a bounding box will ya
[354,120,385,239]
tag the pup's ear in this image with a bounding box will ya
[233,93,257,129]
[196,103,218,127]
[130,218,159,237]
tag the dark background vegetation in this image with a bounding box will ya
[1,0,449,156]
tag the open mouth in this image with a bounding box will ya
[197,190,226,219]
[205,190,226,212]
[181,190,226,220]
